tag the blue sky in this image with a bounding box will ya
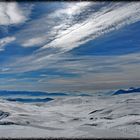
[0,1,140,92]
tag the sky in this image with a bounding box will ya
[0,1,140,93]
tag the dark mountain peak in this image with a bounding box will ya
[129,87,135,90]
[113,87,140,95]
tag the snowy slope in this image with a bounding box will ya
[0,93,139,138]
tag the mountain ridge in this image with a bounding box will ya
[0,90,68,96]
[113,87,140,95]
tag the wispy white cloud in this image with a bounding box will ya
[1,53,140,92]
[49,2,92,18]
[36,54,140,91]
[0,36,15,51]
[0,2,32,25]
[22,36,47,47]
[42,2,140,51]
[16,2,92,48]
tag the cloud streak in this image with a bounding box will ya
[41,2,140,52]
[0,36,15,51]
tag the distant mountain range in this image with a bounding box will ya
[0,90,68,97]
[0,90,91,103]
[0,90,91,97]
[113,87,140,95]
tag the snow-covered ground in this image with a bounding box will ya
[0,92,140,138]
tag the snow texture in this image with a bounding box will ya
[0,92,139,138]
